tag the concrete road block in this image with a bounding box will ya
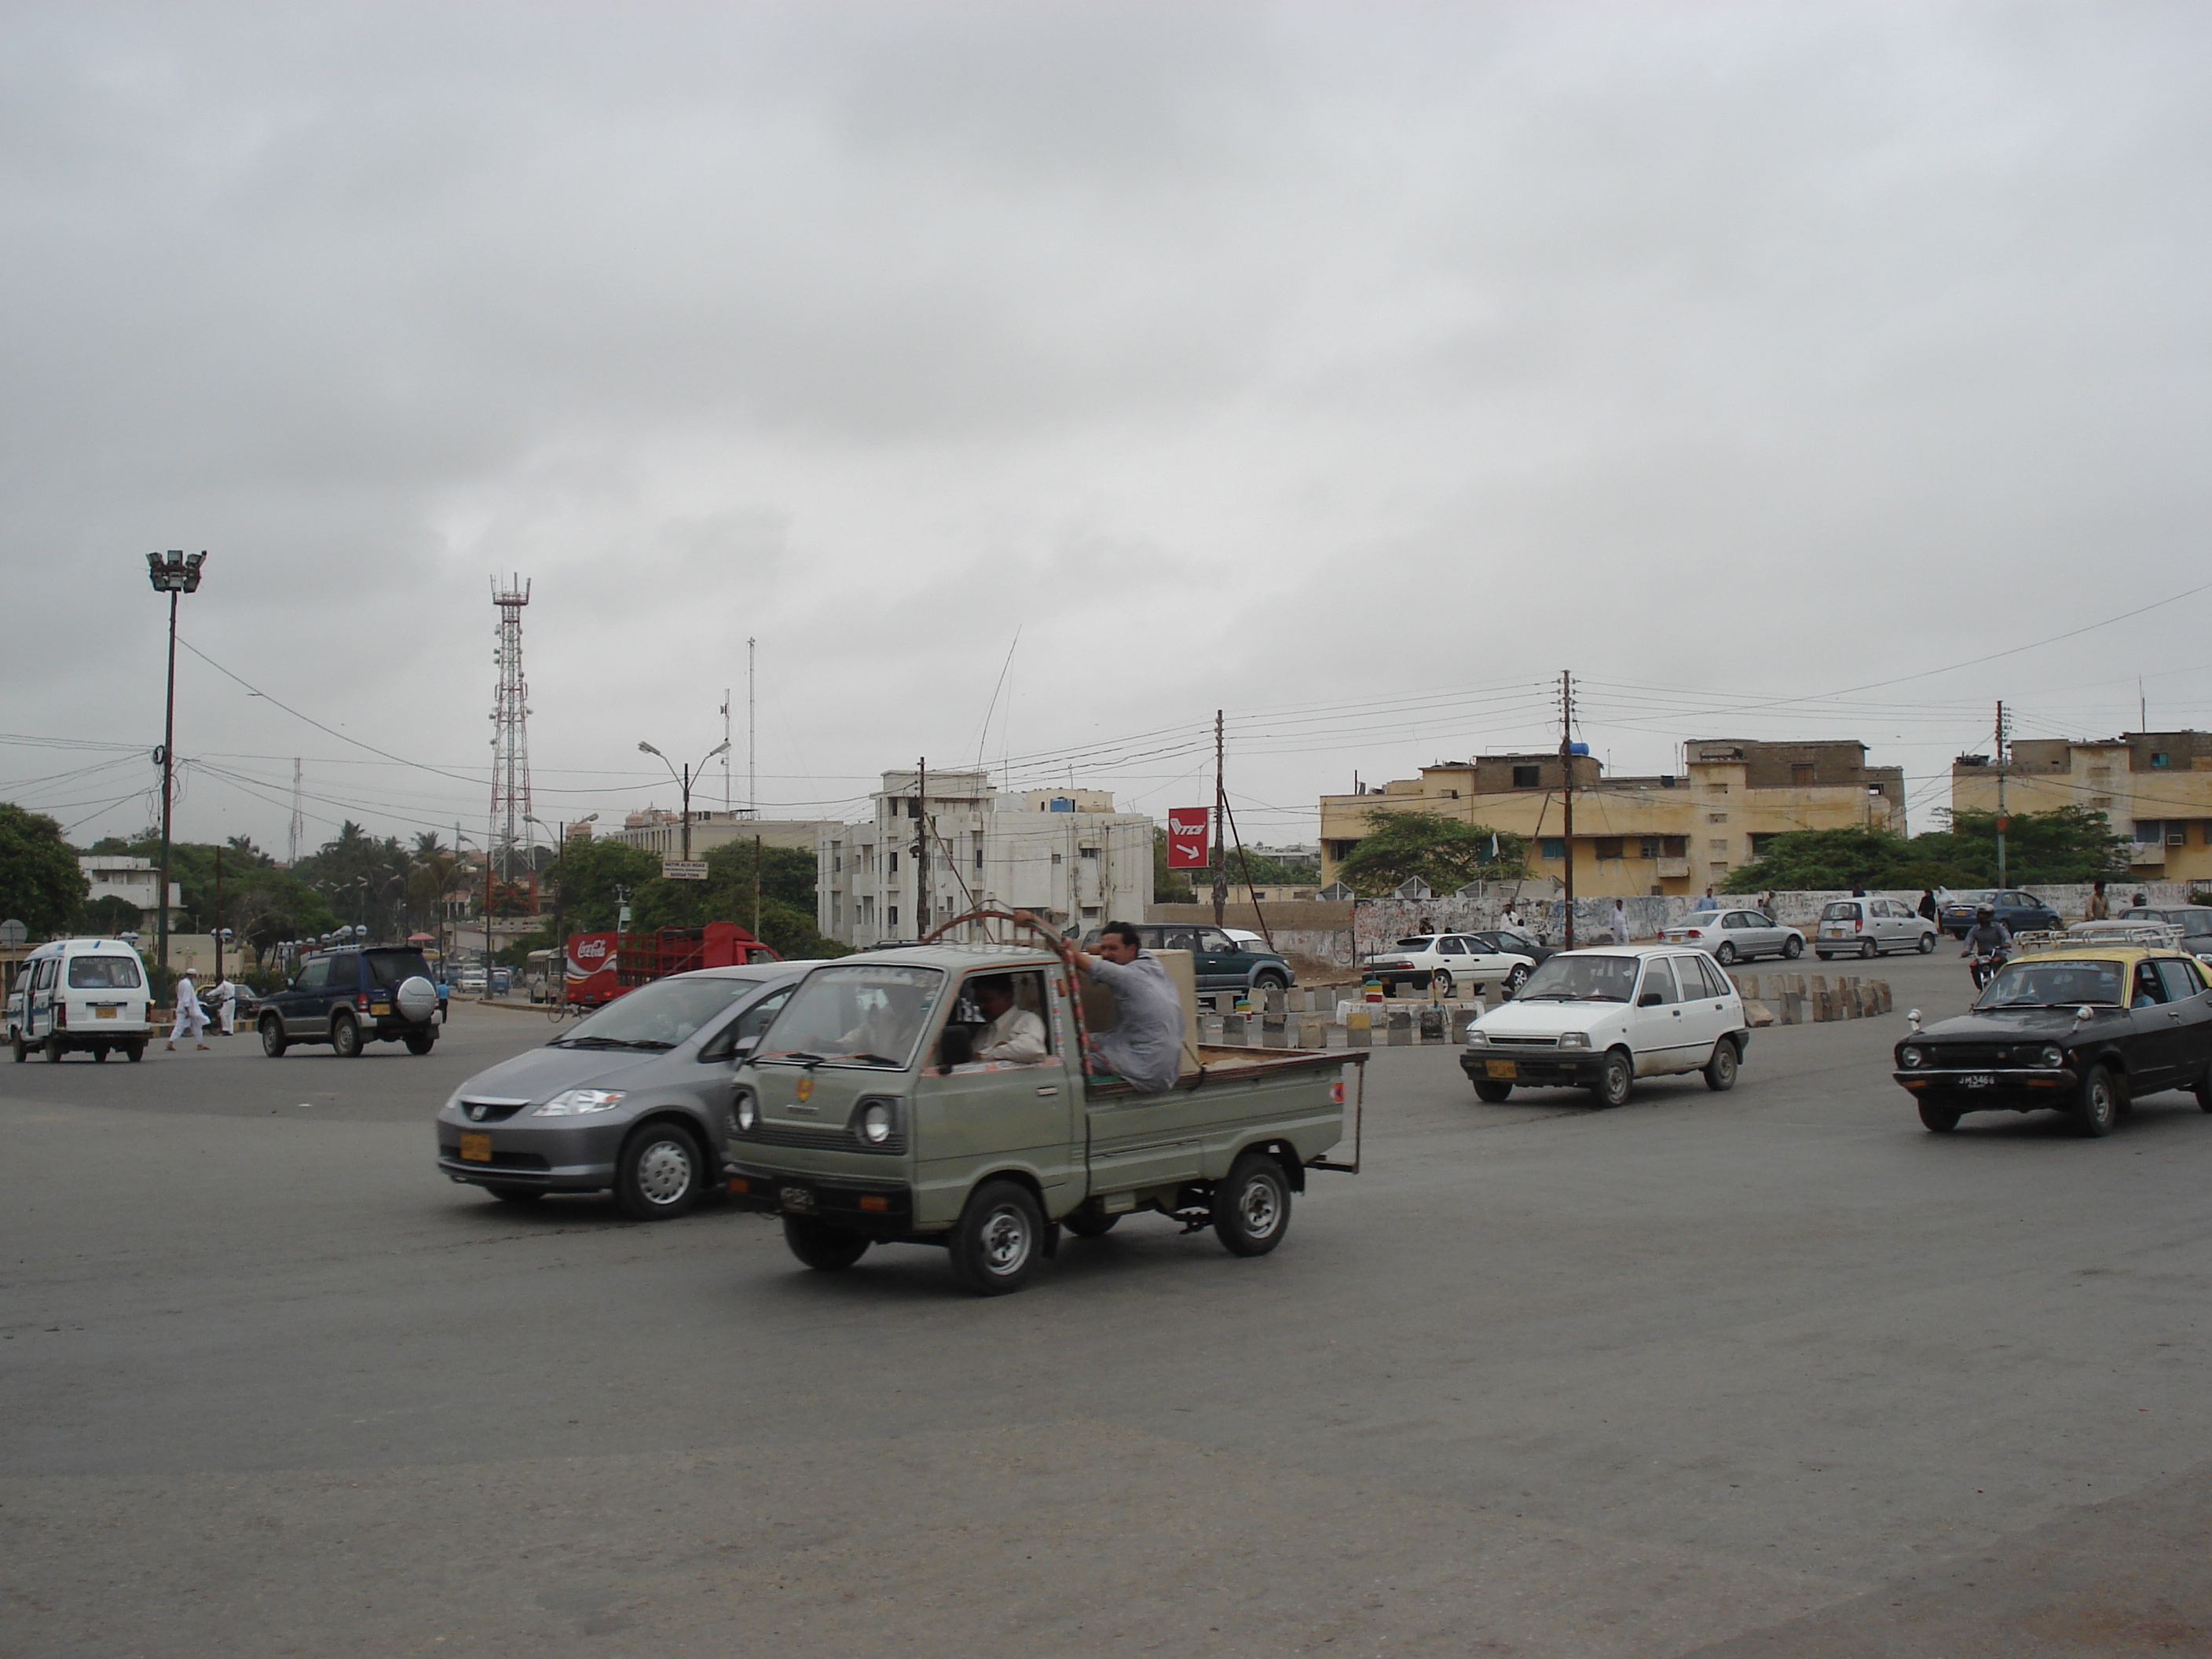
[1344,1024,1371,1048]
[1221,1014,1248,1045]
[1386,1009,1412,1046]
[1452,1008,1480,1043]
[1742,998,1777,1027]
[1295,1015,1327,1048]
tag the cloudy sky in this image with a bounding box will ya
[5,1,2209,859]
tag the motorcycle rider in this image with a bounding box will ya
[1961,905,2012,989]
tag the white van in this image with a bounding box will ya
[7,937,155,1063]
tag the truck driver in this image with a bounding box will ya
[970,974,1047,1064]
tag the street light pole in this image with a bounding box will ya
[145,551,206,972]
[638,740,729,925]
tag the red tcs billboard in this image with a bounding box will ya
[1166,808,1210,870]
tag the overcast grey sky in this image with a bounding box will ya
[5,1,2209,855]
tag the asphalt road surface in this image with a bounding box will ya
[5,954,2210,1657]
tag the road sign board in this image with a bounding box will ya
[0,918,26,947]
[661,860,709,881]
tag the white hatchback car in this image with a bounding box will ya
[1459,946,1748,1108]
[1812,898,1937,960]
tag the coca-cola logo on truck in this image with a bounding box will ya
[574,939,610,961]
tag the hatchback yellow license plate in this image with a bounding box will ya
[1485,1060,1518,1079]
[459,1133,493,1162]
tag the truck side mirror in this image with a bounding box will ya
[939,1025,975,1068]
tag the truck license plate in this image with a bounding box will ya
[1957,1073,1995,1089]
[781,1185,815,1213]
[459,1132,493,1162]
[1485,1060,1518,1080]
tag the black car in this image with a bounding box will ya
[1935,888,2062,939]
[1465,929,1558,966]
[257,945,448,1057]
[1892,948,2212,1136]
[2122,906,2212,961]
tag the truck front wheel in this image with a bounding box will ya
[783,1215,870,1270]
[949,1180,1043,1295]
[1214,1152,1291,1258]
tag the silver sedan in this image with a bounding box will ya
[1661,908,1805,965]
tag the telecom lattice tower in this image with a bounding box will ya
[489,576,533,882]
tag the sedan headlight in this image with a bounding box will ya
[1464,1027,1489,1046]
[2036,1044,2066,1069]
[734,1089,757,1132]
[1558,1031,1591,1050]
[1899,1046,1925,1068]
[536,1088,627,1116]
[859,1101,895,1144]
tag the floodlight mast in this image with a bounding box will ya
[145,551,207,972]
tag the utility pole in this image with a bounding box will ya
[914,758,929,936]
[1994,700,2009,889]
[212,847,224,984]
[1559,670,1577,950]
[753,833,763,942]
[747,638,757,819]
[1212,709,1228,928]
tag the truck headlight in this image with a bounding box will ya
[1558,1031,1591,1050]
[537,1088,627,1116]
[734,1090,757,1132]
[2036,1044,2066,1069]
[859,1101,895,1144]
[1899,1046,1925,1068]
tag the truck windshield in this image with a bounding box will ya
[756,964,944,1068]
[554,974,759,1049]
[1515,954,1639,1002]
[1976,960,2123,1009]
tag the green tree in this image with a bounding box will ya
[540,837,660,933]
[1152,828,1196,905]
[0,804,88,939]
[1337,810,1526,897]
[1722,806,2133,893]
[630,838,848,959]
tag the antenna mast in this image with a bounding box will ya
[721,688,733,815]
[489,575,533,884]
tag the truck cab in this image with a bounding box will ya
[724,944,1356,1295]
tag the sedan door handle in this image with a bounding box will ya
[1036,1086,1060,1097]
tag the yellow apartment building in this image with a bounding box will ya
[1952,730,2212,887]
[1320,739,1905,898]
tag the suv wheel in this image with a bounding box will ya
[404,1031,436,1056]
[1253,971,1288,994]
[948,1179,1043,1295]
[259,1015,287,1057]
[331,1013,364,1058]
[614,1124,705,1221]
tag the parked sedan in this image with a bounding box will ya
[1892,946,2212,1136]
[434,961,816,1218]
[1661,908,1804,965]
[1937,888,2062,939]
[1363,934,1536,997]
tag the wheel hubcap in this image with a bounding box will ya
[1238,1177,1281,1236]
[980,1206,1029,1274]
[636,1140,694,1204]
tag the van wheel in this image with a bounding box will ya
[1591,1050,1633,1108]
[259,1015,287,1057]
[404,1031,435,1056]
[11,1033,26,1063]
[1783,936,1804,958]
[2075,1065,2120,1137]
[92,1045,108,1063]
[1702,1039,1738,1092]
[44,1035,64,1063]
[614,1124,704,1221]
[1064,1209,1121,1238]
[1214,1152,1291,1257]
[331,1013,364,1058]
[783,1215,870,1269]
[949,1179,1043,1295]
[1473,1081,1513,1103]
[126,1042,145,1063]
[1918,1101,1961,1133]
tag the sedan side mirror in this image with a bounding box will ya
[1638,992,1663,1007]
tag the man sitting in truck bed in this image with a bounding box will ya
[971,974,1047,1064]
[1021,914,1184,1093]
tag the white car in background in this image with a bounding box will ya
[1661,907,1804,965]
[1459,946,1749,1108]
[1362,934,1537,998]
[1812,898,1937,960]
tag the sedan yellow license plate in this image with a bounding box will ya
[459,1132,493,1162]
[1485,1059,1518,1079]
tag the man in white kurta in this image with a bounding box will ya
[970,976,1047,1063]
[167,973,211,1050]
[211,972,239,1036]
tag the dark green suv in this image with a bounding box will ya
[1080,924,1295,994]
[258,946,447,1058]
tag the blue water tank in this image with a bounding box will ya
[1568,743,1591,756]
[1049,797,1076,813]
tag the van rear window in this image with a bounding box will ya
[68,956,142,989]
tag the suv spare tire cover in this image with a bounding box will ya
[394,976,439,1023]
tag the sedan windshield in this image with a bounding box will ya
[1516,954,1640,1002]
[552,974,758,1050]
[756,964,944,1068]
[1975,959,2124,1010]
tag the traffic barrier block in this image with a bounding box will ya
[1741,998,1777,1027]
[1781,992,1803,1024]
[1875,981,1892,1013]
[1417,1007,1446,1042]
[1386,1009,1412,1046]
[1295,1015,1327,1048]
[1264,987,1286,1016]
[1452,1008,1480,1043]
[1221,1014,1248,1045]
[1345,1024,1371,1048]
[1262,1020,1289,1049]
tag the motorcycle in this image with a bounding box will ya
[1962,943,2010,991]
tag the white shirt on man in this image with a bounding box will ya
[974,1006,1047,1064]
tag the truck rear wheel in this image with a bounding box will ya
[948,1179,1043,1295]
[783,1215,870,1270]
[1064,1209,1121,1238]
[1214,1152,1291,1258]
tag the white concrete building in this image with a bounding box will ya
[610,810,842,860]
[817,770,1154,947]
[79,855,179,922]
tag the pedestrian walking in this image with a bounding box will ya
[1917,889,1938,923]
[1609,899,1629,945]
[167,972,211,1051]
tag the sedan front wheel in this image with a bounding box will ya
[2075,1065,2120,1137]
[1783,936,1804,959]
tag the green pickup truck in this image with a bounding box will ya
[723,944,1360,1295]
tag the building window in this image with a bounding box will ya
[887,906,897,929]
[1708,838,1730,851]
[2154,752,2171,767]
[974,848,983,870]
[1513,765,1540,789]
[2134,820,2166,844]
[1710,862,1729,874]
[1640,837,1662,859]
[1748,833,1779,857]
[888,851,899,873]
[1081,847,1099,859]
[1792,763,1815,785]
[1538,837,1566,862]
[1051,852,1064,865]
[1663,836,1687,858]
[1707,811,1728,824]
[1595,838,1624,861]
